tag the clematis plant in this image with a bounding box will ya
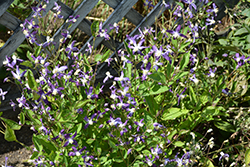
[1,0,250,167]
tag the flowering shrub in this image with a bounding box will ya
[1,0,250,166]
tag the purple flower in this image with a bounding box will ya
[167,25,187,39]
[118,120,129,136]
[53,2,63,19]
[68,146,86,156]
[97,22,110,40]
[134,119,144,132]
[183,0,197,11]
[141,62,151,81]
[114,71,130,86]
[206,3,218,16]
[207,67,217,78]
[109,23,119,33]
[177,87,187,105]
[84,113,97,129]
[63,132,78,147]
[3,157,12,167]
[127,35,147,54]
[61,29,71,43]
[66,40,78,58]
[206,17,216,25]
[86,87,98,99]
[190,74,199,84]
[144,154,156,166]
[103,71,113,83]
[16,94,28,108]
[222,88,231,96]
[11,66,26,81]
[219,152,229,161]
[47,82,64,96]
[0,88,7,101]
[52,65,67,78]
[151,145,162,159]
[67,15,80,23]
[31,4,46,18]
[107,116,122,127]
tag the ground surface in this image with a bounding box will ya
[0,124,34,166]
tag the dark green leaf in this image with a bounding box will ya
[148,72,167,83]
[173,71,189,81]
[21,60,33,68]
[91,21,99,37]
[214,120,235,132]
[145,96,158,115]
[179,52,190,70]
[26,69,37,91]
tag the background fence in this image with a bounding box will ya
[0,0,239,117]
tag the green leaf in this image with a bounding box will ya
[145,96,158,115]
[21,60,33,68]
[214,120,235,133]
[162,108,189,120]
[33,135,57,154]
[19,112,25,125]
[179,112,202,130]
[189,86,197,104]
[218,39,228,45]
[144,85,169,96]
[0,112,2,117]
[94,54,103,62]
[26,69,37,91]
[124,41,133,58]
[100,156,108,164]
[34,45,42,57]
[173,141,184,147]
[4,125,17,141]
[148,72,167,83]
[113,158,124,163]
[91,21,99,37]
[234,28,248,36]
[242,8,250,17]
[173,71,189,81]
[1,117,21,130]
[166,62,173,80]
[179,52,190,70]
[86,138,95,144]
[245,148,250,165]
[74,99,92,109]
[102,50,111,62]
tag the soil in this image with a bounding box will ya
[0,123,34,167]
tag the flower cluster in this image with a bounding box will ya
[1,0,249,166]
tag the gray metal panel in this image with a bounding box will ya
[0,0,14,17]
[0,12,21,30]
[79,0,138,53]
[0,0,58,68]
